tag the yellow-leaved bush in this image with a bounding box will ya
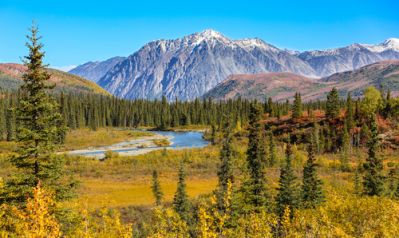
[287,192,399,237]
[0,184,132,238]
[0,183,61,238]
[145,207,189,238]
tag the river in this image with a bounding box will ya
[67,130,209,159]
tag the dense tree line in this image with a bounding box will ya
[0,92,253,138]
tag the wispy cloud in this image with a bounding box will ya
[51,65,77,72]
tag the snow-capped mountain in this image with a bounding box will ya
[96,29,315,100]
[69,30,399,100]
[361,38,399,52]
[297,39,399,77]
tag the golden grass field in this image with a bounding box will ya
[2,127,398,213]
[75,177,217,210]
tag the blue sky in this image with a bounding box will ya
[1,0,398,70]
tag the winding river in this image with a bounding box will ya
[67,131,209,159]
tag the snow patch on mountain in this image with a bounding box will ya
[361,38,399,52]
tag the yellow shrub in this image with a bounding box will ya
[146,208,189,238]
[289,192,399,237]
[0,183,61,238]
[69,207,132,238]
[235,211,276,238]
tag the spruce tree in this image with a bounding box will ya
[268,131,276,167]
[275,143,299,218]
[265,97,273,116]
[301,143,324,208]
[292,92,302,119]
[217,121,234,210]
[340,121,350,171]
[3,24,72,203]
[5,108,16,141]
[245,103,269,209]
[210,124,216,145]
[353,162,362,195]
[173,161,190,222]
[387,168,396,197]
[346,92,354,130]
[326,87,340,120]
[151,170,163,206]
[360,123,370,145]
[382,89,392,118]
[363,116,384,196]
[0,101,5,140]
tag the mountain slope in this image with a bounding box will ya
[69,56,125,82]
[204,60,399,102]
[0,63,109,95]
[320,60,399,96]
[203,72,321,101]
[72,29,399,101]
[98,30,316,100]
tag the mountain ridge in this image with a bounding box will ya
[69,29,399,100]
[69,56,125,82]
[203,60,399,102]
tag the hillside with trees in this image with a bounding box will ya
[0,63,109,95]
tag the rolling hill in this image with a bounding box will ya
[0,63,109,95]
[203,60,399,102]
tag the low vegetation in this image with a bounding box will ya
[152,138,171,147]
[63,128,153,151]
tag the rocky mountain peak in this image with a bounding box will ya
[382,38,399,49]
[71,30,399,101]
[181,29,232,46]
[360,38,399,52]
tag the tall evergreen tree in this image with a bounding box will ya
[245,103,269,209]
[151,170,163,206]
[353,161,362,195]
[210,124,216,145]
[217,121,234,210]
[292,92,302,119]
[173,161,190,222]
[346,92,354,130]
[363,116,384,196]
[382,89,392,118]
[267,131,276,167]
[326,87,340,120]
[4,24,72,203]
[275,143,299,218]
[340,121,351,171]
[264,97,274,116]
[5,107,16,141]
[301,143,324,208]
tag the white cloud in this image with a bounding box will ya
[51,65,77,72]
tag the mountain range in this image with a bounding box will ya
[69,30,399,101]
